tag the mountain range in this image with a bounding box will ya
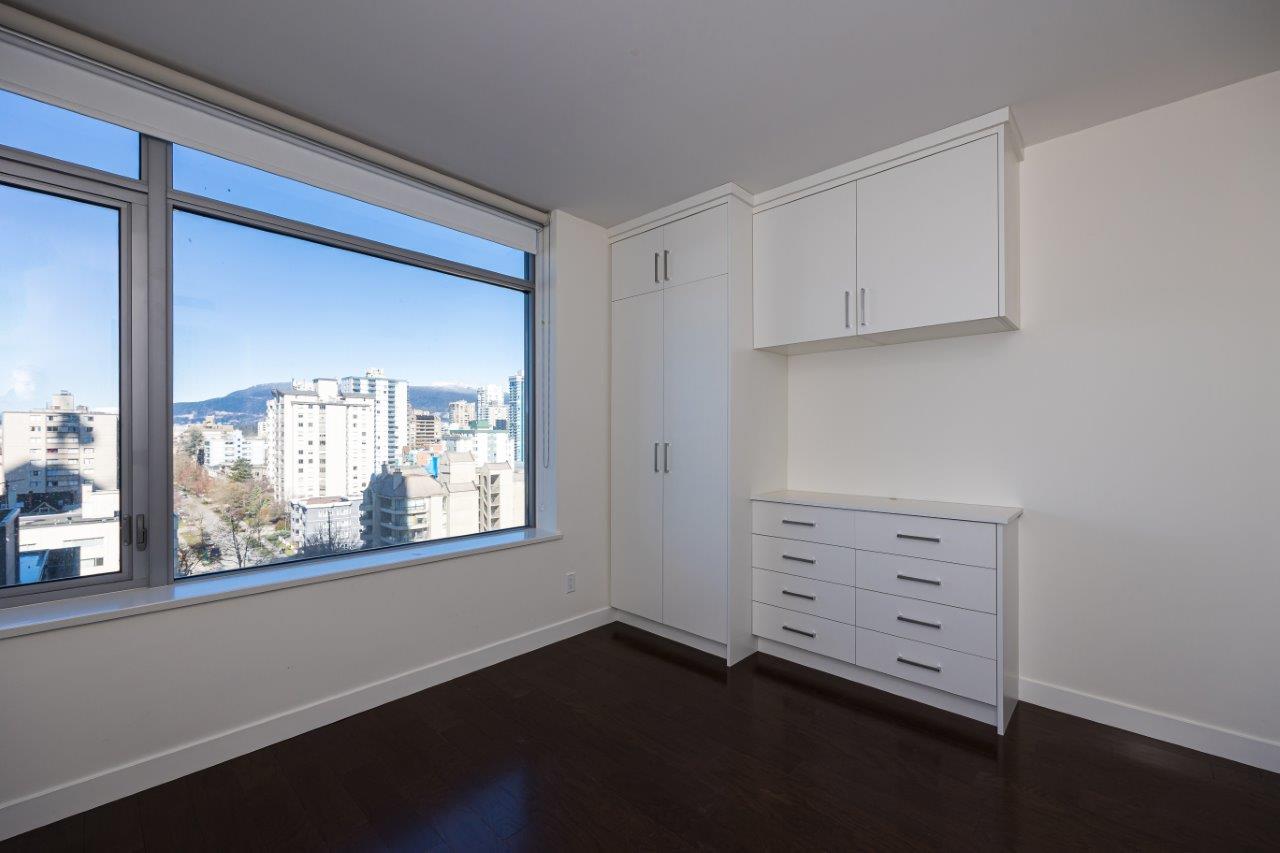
[173,382,479,427]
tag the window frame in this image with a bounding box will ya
[0,148,155,604]
[0,87,542,608]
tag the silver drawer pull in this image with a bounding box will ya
[782,589,816,601]
[781,519,816,527]
[897,533,941,543]
[782,625,817,638]
[897,614,942,629]
[781,554,816,564]
[897,655,942,673]
[896,573,942,586]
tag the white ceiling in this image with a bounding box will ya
[13,0,1280,226]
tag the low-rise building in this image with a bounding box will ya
[289,495,361,556]
[14,484,120,584]
[478,462,526,531]
[1,504,19,588]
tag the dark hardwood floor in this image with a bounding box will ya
[6,622,1278,851]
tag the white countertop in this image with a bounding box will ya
[752,489,1022,525]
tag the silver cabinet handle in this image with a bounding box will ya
[897,614,942,629]
[844,290,851,329]
[781,519,815,527]
[859,287,867,327]
[897,655,941,673]
[782,589,816,601]
[663,442,670,473]
[897,533,941,543]
[781,554,816,564]
[654,252,659,283]
[663,249,669,281]
[783,625,816,638]
[896,573,942,586]
[654,442,660,473]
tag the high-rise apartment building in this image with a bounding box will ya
[476,383,504,423]
[507,370,525,464]
[410,410,442,449]
[340,368,409,466]
[265,379,376,502]
[447,400,476,429]
[0,392,118,510]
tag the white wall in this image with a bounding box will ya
[0,210,610,836]
[788,71,1280,748]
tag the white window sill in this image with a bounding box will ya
[0,528,562,641]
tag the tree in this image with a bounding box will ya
[180,427,204,460]
[212,475,274,569]
[174,450,212,498]
[226,457,254,482]
[176,520,215,577]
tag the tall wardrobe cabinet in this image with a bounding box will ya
[609,187,786,664]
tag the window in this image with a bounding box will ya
[0,89,140,178]
[172,145,527,279]
[0,181,126,593]
[0,72,538,606]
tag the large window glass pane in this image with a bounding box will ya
[172,145,528,279]
[0,183,122,589]
[172,211,529,578]
[0,88,141,178]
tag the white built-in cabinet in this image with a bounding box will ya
[753,110,1021,353]
[608,110,1026,732]
[609,190,786,661]
[610,204,728,300]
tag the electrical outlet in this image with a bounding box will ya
[565,572,576,593]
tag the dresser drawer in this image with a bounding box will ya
[855,512,996,568]
[753,569,855,624]
[855,628,996,704]
[754,602,856,664]
[855,589,996,659]
[752,501,857,548]
[752,534,855,586]
[856,550,996,613]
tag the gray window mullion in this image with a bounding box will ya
[142,136,173,586]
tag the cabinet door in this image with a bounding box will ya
[610,291,664,622]
[661,276,729,643]
[753,181,858,348]
[856,135,999,335]
[611,227,664,301]
[661,204,727,288]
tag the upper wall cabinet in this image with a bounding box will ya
[753,110,1021,353]
[857,136,998,336]
[611,204,727,300]
[753,180,864,350]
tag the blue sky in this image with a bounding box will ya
[0,184,121,412]
[1,88,529,409]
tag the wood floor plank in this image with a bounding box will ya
[4,622,1278,852]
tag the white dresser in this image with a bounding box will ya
[751,490,1021,733]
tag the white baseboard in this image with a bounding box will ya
[1019,677,1280,775]
[612,609,728,659]
[0,606,614,842]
